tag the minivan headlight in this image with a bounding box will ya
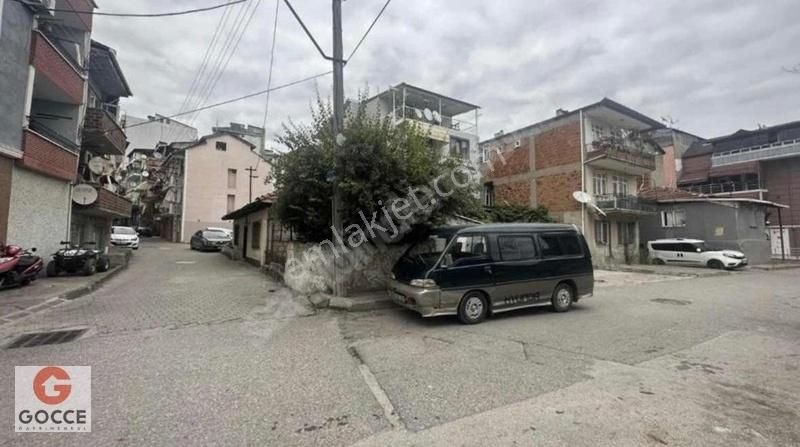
[410,279,437,288]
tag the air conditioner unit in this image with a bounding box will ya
[513,139,521,148]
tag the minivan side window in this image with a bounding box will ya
[447,235,490,267]
[498,236,538,261]
[538,233,583,258]
[652,243,676,251]
[558,234,583,256]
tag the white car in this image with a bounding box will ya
[110,226,140,249]
[205,227,233,238]
[648,238,747,269]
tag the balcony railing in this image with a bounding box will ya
[393,106,477,133]
[29,119,80,153]
[30,31,85,104]
[82,107,127,155]
[21,127,79,182]
[595,194,657,214]
[711,138,800,167]
[585,136,656,171]
[681,181,762,195]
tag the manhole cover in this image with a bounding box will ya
[5,329,88,349]
[651,298,692,306]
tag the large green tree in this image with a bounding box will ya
[272,97,482,242]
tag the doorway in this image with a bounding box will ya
[242,225,249,259]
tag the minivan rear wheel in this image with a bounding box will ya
[458,292,488,324]
[551,283,574,312]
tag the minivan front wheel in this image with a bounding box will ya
[458,292,488,324]
[551,283,574,312]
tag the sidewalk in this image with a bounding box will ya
[0,264,125,326]
[599,263,733,277]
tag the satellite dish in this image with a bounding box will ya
[88,157,106,175]
[142,170,150,178]
[432,111,442,123]
[572,191,593,204]
[414,108,423,120]
[572,191,607,217]
[114,173,123,182]
[153,152,164,160]
[423,108,433,121]
[101,160,115,176]
[72,184,98,205]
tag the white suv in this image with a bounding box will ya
[647,238,747,269]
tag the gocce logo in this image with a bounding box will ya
[33,367,72,405]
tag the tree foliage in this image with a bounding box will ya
[272,96,482,242]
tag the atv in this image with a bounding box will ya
[46,241,111,277]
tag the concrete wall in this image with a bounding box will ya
[6,165,71,256]
[0,0,31,157]
[181,134,271,242]
[230,208,270,266]
[639,201,771,265]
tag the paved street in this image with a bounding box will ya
[1,239,799,446]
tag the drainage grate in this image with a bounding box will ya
[650,298,692,306]
[5,329,87,349]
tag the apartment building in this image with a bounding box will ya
[0,0,97,255]
[678,120,800,259]
[123,114,198,160]
[480,98,665,266]
[364,83,481,177]
[157,131,272,242]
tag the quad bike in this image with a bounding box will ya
[47,241,110,277]
[0,243,44,289]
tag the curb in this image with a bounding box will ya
[306,292,397,312]
[599,265,730,278]
[0,263,128,328]
[749,264,800,271]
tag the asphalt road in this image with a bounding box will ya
[1,239,798,446]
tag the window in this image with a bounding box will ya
[449,137,470,159]
[617,222,636,245]
[227,194,235,213]
[594,221,609,245]
[661,209,687,228]
[233,224,240,246]
[498,236,538,261]
[612,175,628,196]
[445,235,489,267]
[538,234,564,257]
[484,182,495,207]
[227,169,237,188]
[216,141,227,151]
[251,222,261,249]
[593,173,607,195]
[590,123,605,142]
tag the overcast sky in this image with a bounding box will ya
[94,0,800,146]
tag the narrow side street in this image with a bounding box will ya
[1,239,799,446]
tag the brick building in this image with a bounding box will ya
[0,0,96,256]
[480,99,666,266]
[678,120,800,259]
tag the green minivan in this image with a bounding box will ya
[389,223,594,324]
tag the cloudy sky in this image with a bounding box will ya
[94,0,800,146]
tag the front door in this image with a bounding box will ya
[242,226,248,259]
[430,234,495,310]
[770,228,791,258]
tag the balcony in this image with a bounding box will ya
[585,136,657,175]
[681,180,762,195]
[711,138,800,167]
[73,184,133,219]
[82,107,128,155]
[30,31,85,104]
[21,125,79,182]
[595,194,657,216]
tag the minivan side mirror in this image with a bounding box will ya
[440,253,454,268]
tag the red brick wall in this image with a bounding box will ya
[30,32,84,104]
[495,180,530,206]
[95,188,133,217]
[679,154,712,184]
[536,171,581,212]
[485,143,529,179]
[0,157,12,241]
[534,121,581,170]
[21,130,78,182]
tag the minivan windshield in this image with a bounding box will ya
[404,234,449,265]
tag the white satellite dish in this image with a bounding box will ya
[423,108,433,121]
[414,108,423,119]
[72,184,98,205]
[114,173,123,182]
[432,111,442,123]
[88,157,106,175]
[142,170,150,178]
[153,151,164,160]
[572,191,607,217]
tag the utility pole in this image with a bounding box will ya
[331,0,345,297]
[245,166,258,202]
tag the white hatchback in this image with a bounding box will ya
[648,238,747,269]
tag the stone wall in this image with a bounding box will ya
[283,241,408,296]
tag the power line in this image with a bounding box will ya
[121,71,332,133]
[15,0,248,17]
[260,0,281,157]
[347,0,391,61]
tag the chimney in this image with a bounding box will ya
[556,108,569,116]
